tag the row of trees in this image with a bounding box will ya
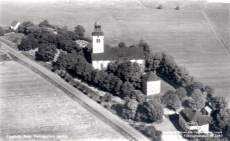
[53,52,135,98]
[146,52,195,88]
[17,20,91,62]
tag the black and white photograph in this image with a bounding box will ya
[0,0,229,141]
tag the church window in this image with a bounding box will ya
[96,39,100,43]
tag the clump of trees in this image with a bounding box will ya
[162,90,181,111]
[187,89,206,109]
[35,43,57,61]
[146,53,194,88]
[122,99,139,120]
[18,21,35,35]
[18,35,39,51]
[135,100,164,123]
[17,20,92,62]
[39,20,55,29]
[107,61,142,89]
[53,52,135,98]
[134,124,162,141]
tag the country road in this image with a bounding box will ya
[1,42,150,141]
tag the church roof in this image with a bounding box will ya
[11,21,19,26]
[180,108,209,126]
[142,71,158,81]
[91,47,144,61]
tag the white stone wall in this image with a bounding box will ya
[92,36,104,53]
[198,124,209,134]
[146,80,161,95]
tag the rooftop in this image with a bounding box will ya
[142,71,158,81]
[11,21,19,26]
[180,108,209,126]
[91,47,144,61]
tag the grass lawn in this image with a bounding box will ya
[1,0,229,99]
[0,61,128,141]
[3,32,24,45]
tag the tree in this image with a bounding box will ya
[122,99,138,120]
[135,124,162,141]
[62,26,68,31]
[159,53,177,79]
[18,21,34,34]
[162,90,181,111]
[187,81,204,94]
[138,39,151,57]
[223,124,230,139]
[208,96,228,110]
[0,26,4,36]
[18,35,39,51]
[157,5,163,9]
[35,43,57,62]
[66,31,77,40]
[175,87,187,101]
[136,100,163,123]
[74,25,85,37]
[121,81,135,98]
[108,61,142,89]
[118,41,127,48]
[145,53,163,71]
[205,86,214,97]
[190,89,205,109]
[211,108,230,131]
[39,20,54,28]
[175,6,180,10]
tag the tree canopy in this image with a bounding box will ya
[74,25,85,37]
[162,90,181,111]
[189,89,206,109]
[122,99,138,120]
[35,43,57,62]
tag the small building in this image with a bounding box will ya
[200,106,212,116]
[179,108,209,134]
[91,22,145,70]
[10,21,20,30]
[142,71,161,95]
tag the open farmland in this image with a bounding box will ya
[0,0,229,99]
[0,61,128,141]
[205,2,230,51]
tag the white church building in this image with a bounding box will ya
[91,22,145,70]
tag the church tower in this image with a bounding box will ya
[92,22,104,53]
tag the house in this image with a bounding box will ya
[200,106,212,116]
[179,108,210,134]
[91,22,145,70]
[142,71,161,95]
[10,21,20,30]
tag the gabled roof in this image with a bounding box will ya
[180,108,209,126]
[203,106,212,113]
[142,71,158,81]
[91,47,144,61]
[11,21,20,26]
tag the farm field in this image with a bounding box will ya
[205,2,230,51]
[0,0,229,99]
[0,61,128,141]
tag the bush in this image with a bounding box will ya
[157,5,163,9]
[134,124,162,141]
[175,6,180,10]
